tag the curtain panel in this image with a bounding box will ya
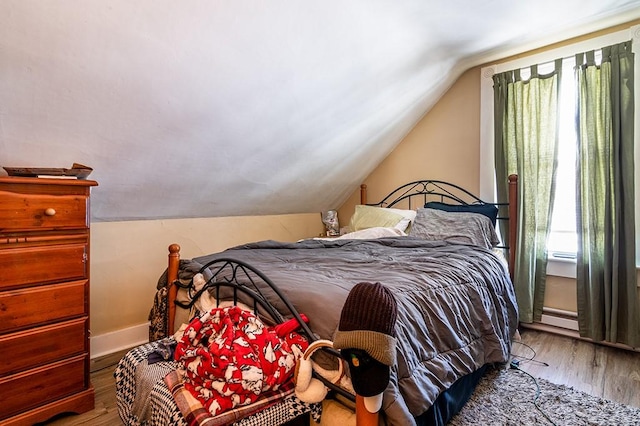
[493,60,562,323]
[575,40,640,347]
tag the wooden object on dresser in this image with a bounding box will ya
[0,176,98,425]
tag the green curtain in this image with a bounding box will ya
[575,40,639,347]
[493,61,562,323]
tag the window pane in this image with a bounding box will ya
[548,59,577,256]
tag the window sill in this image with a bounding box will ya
[546,255,640,287]
[547,255,576,278]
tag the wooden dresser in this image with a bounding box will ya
[0,177,98,425]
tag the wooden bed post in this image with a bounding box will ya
[360,184,367,205]
[507,174,518,281]
[167,243,181,336]
[356,395,379,426]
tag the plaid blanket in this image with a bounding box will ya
[165,369,319,426]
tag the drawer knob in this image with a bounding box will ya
[44,208,57,216]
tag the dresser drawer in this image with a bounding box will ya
[0,355,87,420]
[0,243,87,290]
[0,318,86,376]
[0,281,87,333]
[0,191,88,232]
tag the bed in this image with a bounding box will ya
[115,175,519,426]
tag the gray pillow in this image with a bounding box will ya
[409,208,500,249]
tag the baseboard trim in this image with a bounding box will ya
[520,321,640,353]
[90,322,150,359]
[520,321,581,339]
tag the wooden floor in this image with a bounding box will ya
[35,347,132,426]
[37,328,640,425]
[511,328,640,409]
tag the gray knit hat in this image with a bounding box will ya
[333,282,397,366]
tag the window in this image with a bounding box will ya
[479,25,640,277]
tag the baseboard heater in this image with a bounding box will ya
[539,307,579,331]
[521,308,640,353]
[519,307,580,339]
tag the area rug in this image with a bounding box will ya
[448,367,640,425]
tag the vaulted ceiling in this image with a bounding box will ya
[2,1,640,221]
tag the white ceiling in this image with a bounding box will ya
[2,1,640,221]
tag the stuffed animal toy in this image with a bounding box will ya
[294,339,344,403]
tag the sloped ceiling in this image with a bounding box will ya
[2,1,640,221]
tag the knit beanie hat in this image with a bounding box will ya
[333,282,398,397]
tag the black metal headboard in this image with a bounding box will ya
[363,179,510,249]
[366,179,506,210]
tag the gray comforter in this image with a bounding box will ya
[187,236,518,425]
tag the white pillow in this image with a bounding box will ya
[315,226,406,240]
[386,207,417,232]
